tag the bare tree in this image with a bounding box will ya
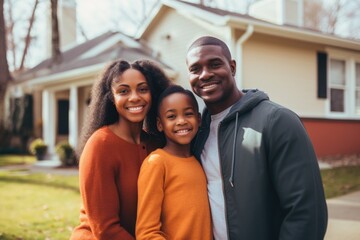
[304,0,360,39]
[51,0,61,63]
[0,0,12,147]
[5,0,44,71]
[5,0,16,69]
[19,0,39,70]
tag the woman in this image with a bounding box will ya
[70,59,170,240]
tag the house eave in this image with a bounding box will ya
[136,0,360,52]
[18,63,106,89]
[225,16,360,51]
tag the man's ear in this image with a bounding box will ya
[230,60,236,76]
[157,117,163,132]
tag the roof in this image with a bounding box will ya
[15,31,172,83]
[136,0,360,51]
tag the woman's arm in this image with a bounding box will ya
[79,136,134,240]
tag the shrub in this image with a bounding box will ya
[29,138,48,160]
[55,141,76,166]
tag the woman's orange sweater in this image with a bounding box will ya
[70,126,151,240]
[136,149,212,240]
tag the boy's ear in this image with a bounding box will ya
[157,117,163,132]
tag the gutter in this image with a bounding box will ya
[235,24,254,89]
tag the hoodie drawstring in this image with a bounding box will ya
[229,112,239,187]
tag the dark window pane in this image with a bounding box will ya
[58,100,69,135]
[330,89,344,112]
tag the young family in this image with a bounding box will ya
[70,36,328,240]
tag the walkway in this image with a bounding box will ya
[325,191,360,240]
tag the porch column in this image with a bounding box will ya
[69,86,78,148]
[42,90,56,154]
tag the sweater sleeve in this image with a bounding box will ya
[267,108,327,240]
[79,135,134,240]
[136,153,167,240]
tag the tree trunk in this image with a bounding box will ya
[0,0,13,148]
[51,0,61,63]
[19,0,39,71]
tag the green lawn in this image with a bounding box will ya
[0,155,359,239]
[0,155,36,167]
[321,166,360,199]
[0,170,80,240]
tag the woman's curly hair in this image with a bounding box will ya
[77,59,171,156]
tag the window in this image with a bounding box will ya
[356,63,360,115]
[327,54,360,118]
[329,59,346,113]
[57,100,69,135]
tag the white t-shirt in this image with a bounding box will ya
[201,106,232,240]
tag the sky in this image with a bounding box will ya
[5,0,359,69]
[76,0,158,39]
[6,0,155,68]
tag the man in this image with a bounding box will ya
[186,36,327,240]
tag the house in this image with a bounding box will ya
[7,0,360,158]
[135,0,360,157]
[6,31,175,156]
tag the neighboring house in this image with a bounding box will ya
[135,0,360,157]
[6,31,175,155]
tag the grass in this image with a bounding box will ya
[321,165,360,199]
[0,155,36,167]
[0,155,359,239]
[0,170,80,240]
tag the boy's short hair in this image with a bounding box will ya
[157,85,199,114]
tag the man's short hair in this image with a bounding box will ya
[187,36,232,61]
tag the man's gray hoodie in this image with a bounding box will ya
[193,89,327,240]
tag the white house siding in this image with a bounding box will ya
[142,8,229,110]
[243,33,326,117]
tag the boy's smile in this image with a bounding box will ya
[157,92,200,157]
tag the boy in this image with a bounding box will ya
[136,85,212,240]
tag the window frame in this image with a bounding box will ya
[326,48,360,119]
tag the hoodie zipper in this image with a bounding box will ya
[217,120,231,240]
[229,112,239,187]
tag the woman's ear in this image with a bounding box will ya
[157,117,163,132]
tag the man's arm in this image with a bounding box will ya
[267,108,328,240]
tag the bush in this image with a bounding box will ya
[29,138,48,160]
[55,141,76,166]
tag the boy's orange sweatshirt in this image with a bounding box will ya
[136,148,212,240]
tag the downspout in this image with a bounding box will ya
[236,24,254,89]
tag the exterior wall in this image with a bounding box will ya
[250,0,303,26]
[243,33,326,117]
[142,9,227,87]
[302,118,360,157]
[33,90,43,137]
[142,8,228,110]
[143,8,360,157]
[78,85,92,137]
